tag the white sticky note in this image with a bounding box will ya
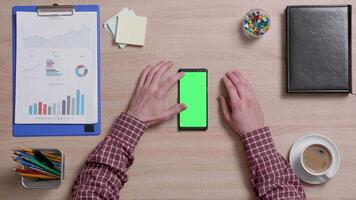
[104,8,136,48]
[116,15,147,46]
[104,23,114,37]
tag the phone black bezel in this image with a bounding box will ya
[178,68,208,131]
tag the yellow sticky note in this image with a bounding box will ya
[115,15,147,46]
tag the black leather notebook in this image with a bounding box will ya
[286,5,352,93]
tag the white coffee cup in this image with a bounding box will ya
[300,143,333,176]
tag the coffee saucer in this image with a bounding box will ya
[289,134,340,184]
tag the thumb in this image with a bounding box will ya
[218,96,231,123]
[164,104,187,120]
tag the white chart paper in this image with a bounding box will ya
[15,12,98,124]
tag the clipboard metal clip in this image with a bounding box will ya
[37,4,74,16]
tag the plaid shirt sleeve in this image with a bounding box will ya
[71,112,147,200]
[241,127,306,200]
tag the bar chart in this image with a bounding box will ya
[28,89,84,116]
[45,59,62,77]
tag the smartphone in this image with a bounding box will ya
[178,68,208,130]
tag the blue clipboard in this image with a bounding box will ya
[12,5,101,137]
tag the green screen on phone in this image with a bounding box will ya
[179,70,207,129]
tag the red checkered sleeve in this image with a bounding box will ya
[71,112,148,200]
[241,127,306,200]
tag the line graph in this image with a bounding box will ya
[23,25,91,48]
[21,64,41,73]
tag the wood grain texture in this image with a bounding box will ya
[0,0,356,199]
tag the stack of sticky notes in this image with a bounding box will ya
[12,147,62,180]
[104,8,148,48]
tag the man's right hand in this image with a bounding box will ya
[218,70,264,137]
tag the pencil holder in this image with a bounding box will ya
[21,149,65,189]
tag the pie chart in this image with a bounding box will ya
[75,65,88,77]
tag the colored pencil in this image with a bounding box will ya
[28,165,60,177]
[16,148,61,162]
[20,156,60,176]
[13,168,42,174]
[14,150,61,168]
[38,151,61,161]
[19,147,61,159]
[13,157,58,177]
[15,172,58,179]
[13,156,40,170]
[12,147,63,181]
[23,149,61,162]
[13,166,60,178]
[33,149,55,169]
[26,166,60,178]
[40,149,61,157]
[14,150,61,170]
[13,150,35,159]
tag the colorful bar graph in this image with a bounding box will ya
[76,90,80,115]
[29,105,33,115]
[34,103,37,115]
[43,104,47,115]
[39,102,42,115]
[67,96,70,115]
[57,102,61,115]
[71,98,75,115]
[53,103,56,115]
[80,94,84,115]
[28,89,86,117]
[62,100,66,115]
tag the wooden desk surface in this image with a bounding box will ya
[1,0,356,199]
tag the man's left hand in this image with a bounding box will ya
[127,60,186,126]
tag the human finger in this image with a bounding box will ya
[151,60,173,86]
[226,71,242,98]
[222,75,240,107]
[156,72,184,99]
[218,96,231,123]
[144,60,166,87]
[163,103,187,120]
[136,64,153,93]
[130,64,153,104]
[233,70,254,98]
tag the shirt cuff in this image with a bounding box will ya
[241,127,277,161]
[110,112,148,150]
